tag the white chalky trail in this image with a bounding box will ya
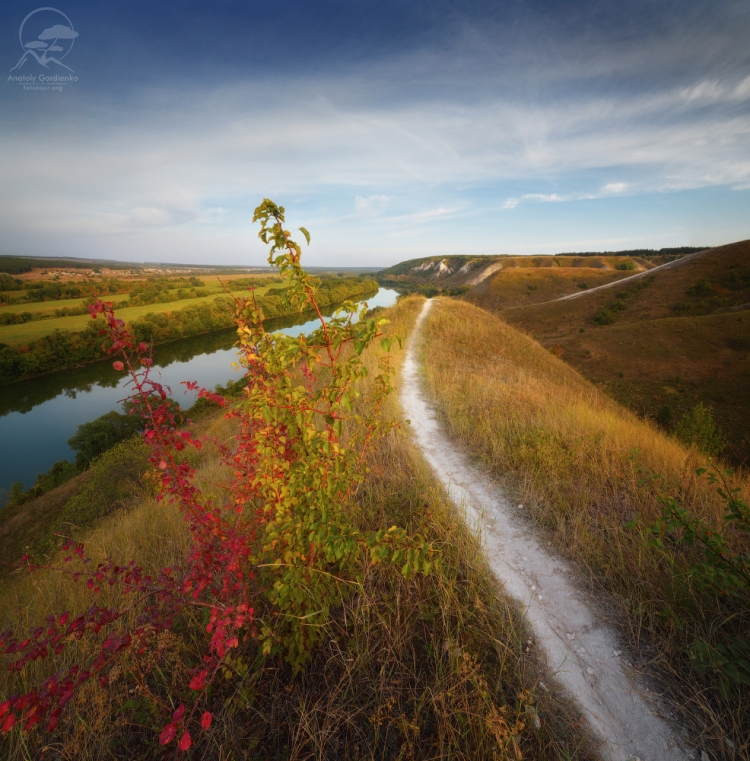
[400,298,689,761]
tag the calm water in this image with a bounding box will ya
[0,288,399,493]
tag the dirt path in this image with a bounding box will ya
[400,298,691,761]
[556,249,709,303]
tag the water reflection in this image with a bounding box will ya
[0,288,397,492]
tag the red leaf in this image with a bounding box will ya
[112,361,124,372]
[172,703,185,722]
[189,670,207,690]
[200,711,212,730]
[2,712,16,732]
[178,730,192,751]
[159,722,177,745]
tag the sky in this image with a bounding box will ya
[1,0,749,267]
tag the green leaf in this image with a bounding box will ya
[299,227,311,245]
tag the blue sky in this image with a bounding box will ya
[1,0,749,266]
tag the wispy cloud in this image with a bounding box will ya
[354,195,389,215]
[0,0,748,263]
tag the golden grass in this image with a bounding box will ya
[468,267,630,310]
[421,297,750,759]
[496,242,750,466]
[0,295,592,760]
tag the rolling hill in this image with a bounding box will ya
[375,251,687,302]
[490,241,750,465]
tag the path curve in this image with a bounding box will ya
[400,298,690,761]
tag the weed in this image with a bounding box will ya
[593,308,615,325]
[675,403,726,458]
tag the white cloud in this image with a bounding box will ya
[354,194,389,215]
[125,206,197,229]
[600,182,628,194]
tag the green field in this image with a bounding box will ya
[0,297,89,316]
[0,284,278,346]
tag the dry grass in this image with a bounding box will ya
[467,267,630,310]
[421,297,750,760]
[0,296,592,760]
[496,241,750,466]
[0,471,93,579]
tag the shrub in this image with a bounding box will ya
[655,405,674,428]
[593,308,615,325]
[445,285,471,297]
[674,403,726,457]
[67,410,144,469]
[687,278,715,297]
[650,469,750,691]
[615,260,635,271]
[56,438,152,530]
[0,273,22,291]
[0,200,433,748]
[0,460,78,509]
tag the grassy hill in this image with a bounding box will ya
[467,264,631,308]
[491,241,750,464]
[377,252,664,297]
[0,296,592,761]
[421,297,750,758]
[3,290,748,759]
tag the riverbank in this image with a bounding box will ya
[0,294,592,761]
[0,277,378,385]
[0,287,397,495]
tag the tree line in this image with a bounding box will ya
[0,277,377,385]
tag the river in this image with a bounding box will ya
[0,288,399,494]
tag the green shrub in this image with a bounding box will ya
[445,285,471,297]
[0,460,78,508]
[58,438,152,530]
[650,468,750,692]
[593,308,615,325]
[615,260,635,271]
[687,278,715,297]
[67,410,144,469]
[656,405,674,428]
[675,403,726,457]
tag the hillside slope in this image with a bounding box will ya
[0,296,593,761]
[495,240,750,464]
[377,254,657,301]
[421,297,750,759]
